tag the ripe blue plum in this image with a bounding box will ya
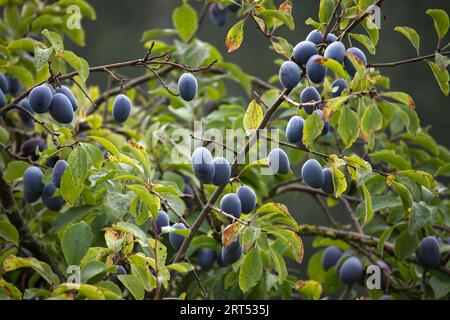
[169,223,187,250]
[417,236,441,268]
[322,246,343,270]
[152,210,170,234]
[212,157,231,186]
[56,85,78,111]
[220,193,242,218]
[228,4,240,13]
[306,29,324,44]
[306,55,327,84]
[221,238,243,265]
[344,47,367,77]
[116,265,126,275]
[339,256,364,284]
[322,168,334,194]
[331,79,348,98]
[237,186,256,214]
[112,94,132,123]
[20,138,47,160]
[209,3,227,26]
[52,159,68,188]
[7,76,20,96]
[326,33,337,43]
[378,295,392,300]
[192,147,215,184]
[0,90,6,108]
[268,148,290,175]
[197,248,216,268]
[301,159,325,188]
[293,41,317,66]
[324,41,346,63]
[49,93,74,124]
[279,61,302,89]
[0,73,9,93]
[23,166,44,203]
[285,116,305,144]
[18,98,34,126]
[41,183,64,211]
[29,84,53,113]
[300,86,321,114]
[178,73,198,101]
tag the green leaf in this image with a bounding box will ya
[41,29,64,51]
[239,248,263,293]
[61,222,93,266]
[243,100,264,135]
[428,61,449,96]
[0,278,22,300]
[271,36,293,59]
[6,65,33,87]
[394,26,420,52]
[34,44,53,71]
[430,274,450,299]
[167,262,194,273]
[60,146,88,204]
[397,170,437,194]
[260,10,294,30]
[225,19,245,53]
[392,181,413,215]
[337,107,359,148]
[361,104,382,135]
[4,161,30,181]
[319,0,335,24]
[381,91,416,109]
[269,248,287,283]
[332,167,347,198]
[302,112,324,148]
[394,230,418,261]
[426,9,449,39]
[377,226,394,255]
[408,202,431,236]
[314,56,348,78]
[118,275,145,300]
[127,185,160,220]
[369,149,411,170]
[361,184,373,225]
[0,220,19,246]
[172,3,198,41]
[7,38,40,52]
[89,136,120,156]
[3,256,60,285]
[56,50,89,82]
[295,280,323,300]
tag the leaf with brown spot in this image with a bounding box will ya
[222,223,241,247]
[226,19,245,53]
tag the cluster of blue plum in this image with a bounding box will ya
[191,147,231,186]
[0,73,21,108]
[22,159,67,211]
[24,83,78,124]
[208,3,240,27]
[150,210,190,254]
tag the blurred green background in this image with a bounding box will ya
[69,0,450,273]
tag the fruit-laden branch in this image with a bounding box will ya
[0,170,64,280]
[172,88,292,265]
[368,50,450,68]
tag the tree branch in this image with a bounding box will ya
[368,50,450,68]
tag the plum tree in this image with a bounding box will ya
[56,85,78,111]
[169,223,187,250]
[279,61,302,89]
[344,47,367,77]
[23,166,44,203]
[221,238,243,265]
[306,54,327,84]
[197,248,216,268]
[324,41,346,63]
[220,193,242,218]
[49,93,74,124]
[301,159,325,188]
[29,84,53,113]
[322,246,343,270]
[41,183,64,211]
[112,94,132,123]
[209,3,227,26]
[338,256,364,285]
[321,168,334,194]
[268,148,290,175]
[52,160,68,188]
[212,157,231,186]
[237,186,256,214]
[416,236,441,269]
[152,210,170,234]
[20,138,47,160]
[306,29,323,44]
[191,147,215,184]
[300,86,321,114]
[330,78,348,98]
[285,116,305,144]
[178,73,198,101]
[292,41,317,66]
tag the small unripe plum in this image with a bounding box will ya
[322,168,334,194]
[344,47,367,77]
[300,86,321,114]
[286,116,305,144]
[29,84,53,114]
[331,79,348,98]
[23,166,44,203]
[326,33,337,43]
[20,138,47,160]
[237,186,256,214]
[56,85,78,111]
[220,193,242,218]
[52,159,68,188]
[306,55,327,84]
[417,236,441,269]
[0,90,6,108]
[212,157,231,186]
[41,183,64,211]
[112,94,132,123]
[152,210,170,234]
[301,159,325,188]
[18,98,34,126]
[7,76,20,96]
[183,183,196,211]
[0,73,9,93]
[178,73,198,101]
[339,256,364,284]
[279,61,302,89]
[221,238,243,265]
[209,3,227,26]
[268,148,290,175]
[192,147,215,184]
[169,223,187,250]
[322,246,343,270]
[197,248,216,268]
[116,265,126,275]
[324,41,346,63]
[306,29,324,45]
[49,93,74,124]
[292,41,317,66]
